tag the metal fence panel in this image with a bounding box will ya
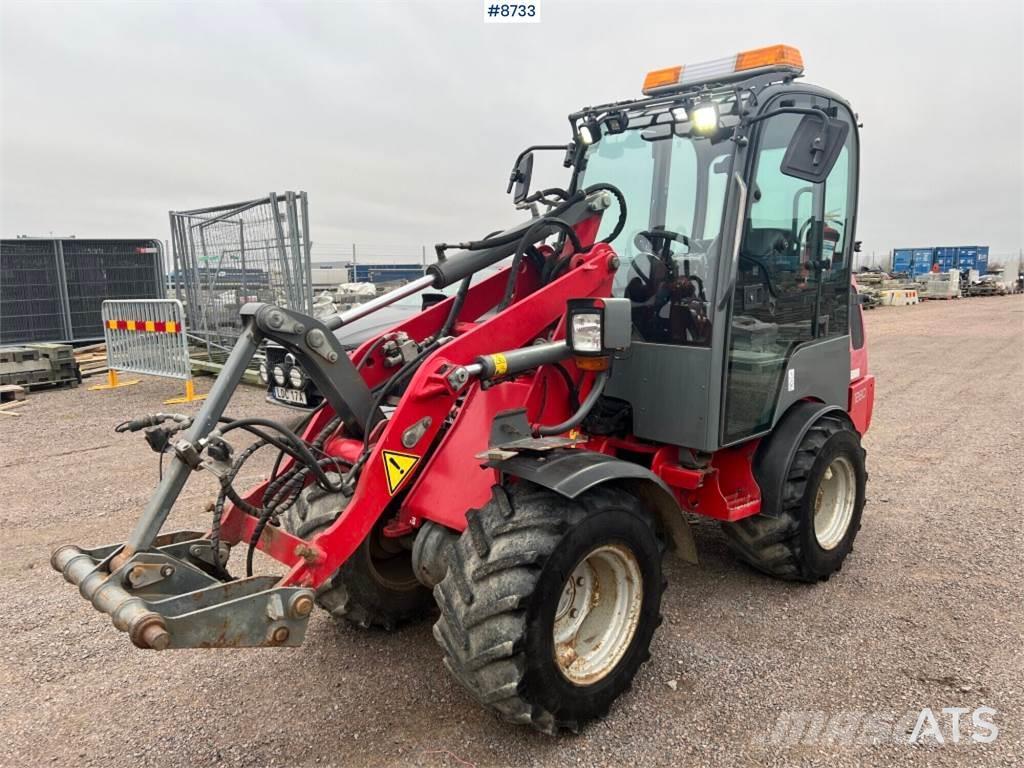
[63,240,164,339]
[0,238,163,345]
[101,299,191,380]
[169,192,312,363]
[0,239,65,344]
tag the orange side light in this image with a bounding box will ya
[735,44,803,72]
[642,66,683,92]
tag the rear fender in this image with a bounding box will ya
[754,401,853,518]
[493,449,698,563]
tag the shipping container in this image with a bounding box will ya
[911,248,935,275]
[892,248,913,273]
[893,244,990,274]
[350,264,425,284]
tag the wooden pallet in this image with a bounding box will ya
[74,343,109,378]
[0,384,26,403]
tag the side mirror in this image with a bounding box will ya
[507,151,535,204]
[780,113,849,183]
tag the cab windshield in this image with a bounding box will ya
[580,117,735,346]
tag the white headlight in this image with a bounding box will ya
[288,366,305,389]
[258,361,269,384]
[272,365,286,386]
[571,312,603,354]
[689,102,720,135]
[579,125,595,146]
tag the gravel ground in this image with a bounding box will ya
[1,296,1021,768]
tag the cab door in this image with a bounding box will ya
[721,95,857,445]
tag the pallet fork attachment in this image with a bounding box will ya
[51,531,315,649]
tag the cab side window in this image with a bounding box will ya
[819,107,856,335]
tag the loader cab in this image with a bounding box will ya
[569,45,859,453]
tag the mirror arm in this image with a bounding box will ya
[507,144,574,193]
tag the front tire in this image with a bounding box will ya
[433,482,664,734]
[281,483,433,630]
[721,413,866,582]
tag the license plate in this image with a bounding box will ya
[273,386,308,406]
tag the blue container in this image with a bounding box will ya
[957,246,977,272]
[350,263,425,284]
[977,246,989,273]
[892,248,913,272]
[912,248,935,274]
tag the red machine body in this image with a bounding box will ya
[219,220,875,591]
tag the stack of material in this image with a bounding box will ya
[853,275,885,309]
[918,271,960,300]
[73,342,109,378]
[967,276,1008,297]
[0,344,79,389]
[732,316,779,352]
[856,285,881,310]
[31,343,78,380]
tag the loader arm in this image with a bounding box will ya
[51,188,620,649]
[223,241,619,589]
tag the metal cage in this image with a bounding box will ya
[169,192,313,363]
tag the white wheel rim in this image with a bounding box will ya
[553,544,643,685]
[813,456,856,550]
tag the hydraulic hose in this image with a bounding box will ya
[534,370,609,437]
[245,457,351,577]
[584,182,628,245]
[434,191,585,256]
[439,277,472,338]
[218,417,344,492]
[427,193,598,288]
[501,217,584,310]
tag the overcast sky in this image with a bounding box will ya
[1,0,1021,263]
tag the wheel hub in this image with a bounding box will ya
[553,544,643,685]
[813,455,856,550]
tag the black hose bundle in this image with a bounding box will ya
[208,414,344,576]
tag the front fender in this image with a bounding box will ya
[493,449,698,564]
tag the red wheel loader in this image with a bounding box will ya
[52,45,875,733]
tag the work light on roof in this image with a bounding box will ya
[642,44,804,95]
[689,100,720,135]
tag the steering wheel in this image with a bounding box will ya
[637,228,689,256]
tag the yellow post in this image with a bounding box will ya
[89,369,141,391]
[164,377,207,405]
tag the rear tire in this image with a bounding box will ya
[433,482,665,734]
[721,414,866,582]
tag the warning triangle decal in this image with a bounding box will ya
[382,449,420,494]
